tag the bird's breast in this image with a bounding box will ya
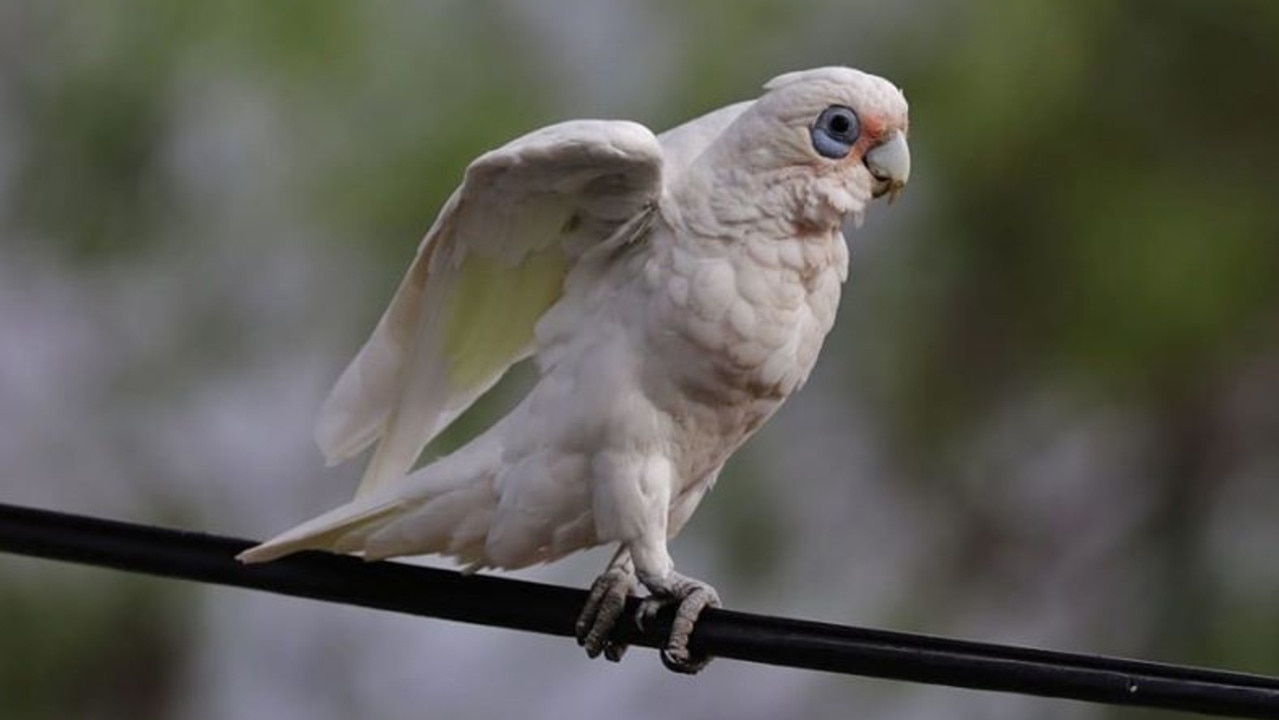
[642,230,847,413]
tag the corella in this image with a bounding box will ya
[240,66,910,673]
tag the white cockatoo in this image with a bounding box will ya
[240,66,910,673]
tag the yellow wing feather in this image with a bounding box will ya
[314,120,664,499]
[443,248,569,388]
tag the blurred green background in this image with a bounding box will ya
[1,2,1277,719]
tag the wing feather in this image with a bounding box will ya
[314,120,664,497]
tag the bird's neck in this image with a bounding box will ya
[664,160,864,247]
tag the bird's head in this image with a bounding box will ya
[693,66,910,236]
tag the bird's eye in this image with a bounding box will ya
[810,105,861,159]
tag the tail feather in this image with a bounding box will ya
[361,480,496,562]
[236,496,404,564]
[239,435,506,565]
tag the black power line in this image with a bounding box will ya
[1,501,1277,718]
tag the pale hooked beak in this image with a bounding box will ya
[864,129,910,203]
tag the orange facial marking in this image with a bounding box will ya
[860,114,887,139]
[850,114,887,162]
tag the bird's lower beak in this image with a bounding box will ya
[865,129,910,203]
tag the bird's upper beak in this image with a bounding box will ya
[865,129,910,203]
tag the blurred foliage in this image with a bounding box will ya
[871,0,1279,677]
[0,565,186,720]
[886,0,1279,436]
[2,2,1278,719]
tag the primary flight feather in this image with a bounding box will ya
[240,66,910,673]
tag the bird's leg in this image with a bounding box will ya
[632,545,721,674]
[576,547,636,662]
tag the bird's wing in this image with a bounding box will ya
[316,120,664,498]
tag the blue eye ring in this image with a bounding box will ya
[810,105,861,159]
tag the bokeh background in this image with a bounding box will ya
[2,2,1277,719]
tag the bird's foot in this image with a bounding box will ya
[636,573,720,674]
[576,561,637,662]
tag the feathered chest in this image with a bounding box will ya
[639,229,848,407]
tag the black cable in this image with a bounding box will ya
[1,501,1276,718]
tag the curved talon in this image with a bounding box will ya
[661,645,712,675]
[576,562,637,661]
[603,641,628,663]
[639,574,721,674]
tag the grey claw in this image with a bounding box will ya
[603,642,628,662]
[576,566,636,660]
[640,575,721,674]
[661,645,713,674]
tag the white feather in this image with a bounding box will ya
[315,120,665,498]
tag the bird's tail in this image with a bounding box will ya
[236,492,405,564]
[237,437,504,565]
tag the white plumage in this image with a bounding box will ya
[240,66,910,672]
